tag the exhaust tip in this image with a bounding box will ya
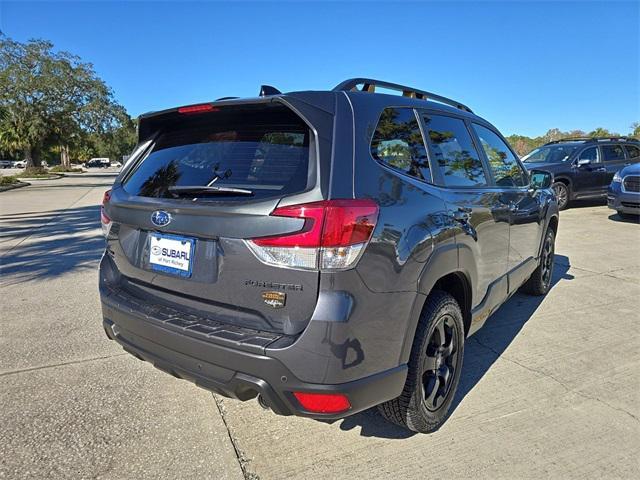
[257,395,270,410]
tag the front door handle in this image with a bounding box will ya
[595,167,606,173]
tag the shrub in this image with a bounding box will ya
[50,165,83,173]
[0,175,19,186]
[18,167,49,177]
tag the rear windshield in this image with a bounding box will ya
[123,106,311,201]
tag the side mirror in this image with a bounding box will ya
[530,169,553,189]
[577,158,591,166]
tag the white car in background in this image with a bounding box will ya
[13,160,27,168]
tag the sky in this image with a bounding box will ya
[1,0,638,137]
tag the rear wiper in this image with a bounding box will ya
[168,185,254,196]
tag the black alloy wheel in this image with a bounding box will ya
[540,230,555,290]
[521,228,556,296]
[378,291,465,433]
[421,314,459,411]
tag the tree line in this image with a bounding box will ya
[0,35,135,171]
[1,36,638,171]
[506,125,640,157]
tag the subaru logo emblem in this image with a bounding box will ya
[151,210,171,227]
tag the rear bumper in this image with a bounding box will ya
[101,284,407,419]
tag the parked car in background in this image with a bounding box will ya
[85,158,110,168]
[0,160,13,168]
[100,78,559,433]
[608,163,640,218]
[522,137,640,210]
[12,160,27,168]
[111,161,122,169]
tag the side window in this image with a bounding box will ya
[601,145,626,161]
[472,124,527,187]
[422,114,487,187]
[578,147,599,162]
[625,145,640,159]
[371,108,430,181]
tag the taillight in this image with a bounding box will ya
[292,392,351,414]
[101,189,112,237]
[246,199,378,271]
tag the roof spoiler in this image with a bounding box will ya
[333,77,473,113]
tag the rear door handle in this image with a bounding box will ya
[595,167,606,172]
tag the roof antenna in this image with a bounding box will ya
[260,85,282,96]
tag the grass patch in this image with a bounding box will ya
[50,165,83,173]
[0,175,20,186]
[16,167,50,178]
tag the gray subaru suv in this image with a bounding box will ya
[99,78,559,433]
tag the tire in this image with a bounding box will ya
[378,291,464,433]
[552,182,570,210]
[521,228,555,296]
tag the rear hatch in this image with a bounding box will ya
[102,98,334,336]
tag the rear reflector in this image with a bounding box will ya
[246,199,378,271]
[177,104,218,115]
[292,392,351,414]
[101,189,112,237]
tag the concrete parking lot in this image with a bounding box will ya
[1,174,639,479]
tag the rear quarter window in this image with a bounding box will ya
[370,107,430,181]
[123,106,311,201]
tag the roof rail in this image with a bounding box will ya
[333,78,473,113]
[544,136,639,145]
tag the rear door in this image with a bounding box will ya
[624,144,640,165]
[470,123,544,289]
[420,112,510,307]
[105,101,331,335]
[601,144,628,190]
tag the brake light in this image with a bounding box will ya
[246,199,378,270]
[101,189,112,237]
[177,104,218,115]
[292,392,351,414]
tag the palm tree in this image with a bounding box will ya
[139,161,182,197]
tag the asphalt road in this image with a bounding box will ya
[1,175,639,479]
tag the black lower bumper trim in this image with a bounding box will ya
[102,308,407,419]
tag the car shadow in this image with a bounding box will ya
[608,212,639,223]
[568,198,606,209]
[0,205,104,285]
[332,254,573,439]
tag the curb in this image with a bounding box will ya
[0,181,31,193]
[15,174,64,181]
